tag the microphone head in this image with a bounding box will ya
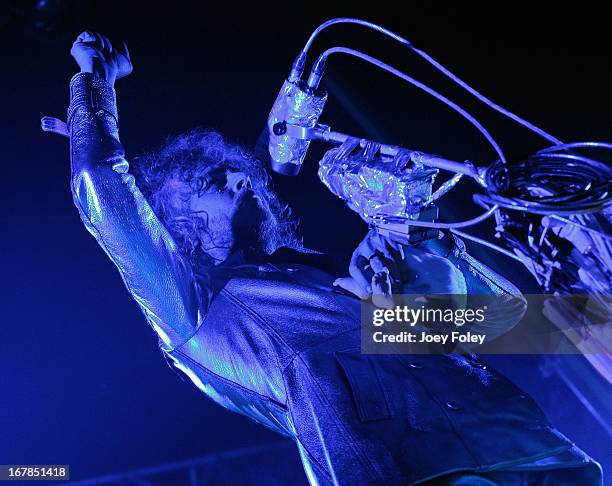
[267,79,327,176]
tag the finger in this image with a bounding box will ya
[93,32,105,51]
[384,237,405,260]
[367,232,392,257]
[100,33,113,52]
[372,244,395,264]
[70,44,105,61]
[333,277,370,300]
[372,270,391,295]
[392,240,405,261]
[372,271,395,309]
[348,231,400,296]
[369,255,386,274]
[349,252,373,295]
[369,234,404,282]
[76,31,96,43]
[369,254,399,285]
[120,41,131,60]
[386,240,410,281]
[370,252,401,289]
[92,49,107,63]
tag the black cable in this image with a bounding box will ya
[480,146,612,215]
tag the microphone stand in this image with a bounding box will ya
[275,121,485,185]
[274,121,486,245]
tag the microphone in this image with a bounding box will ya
[267,77,327,176]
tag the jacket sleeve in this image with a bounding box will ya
[67,72,207,350]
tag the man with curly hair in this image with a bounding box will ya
[130,129,301,267]
[63,31,602,485]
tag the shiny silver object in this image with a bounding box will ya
[267,79,327,175]
[318,142,438,221]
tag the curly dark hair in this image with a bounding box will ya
[129,128,301,267]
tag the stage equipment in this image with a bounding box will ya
[266,18,612,293]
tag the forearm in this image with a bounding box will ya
[67,73,206,350]
[68,72,123,174]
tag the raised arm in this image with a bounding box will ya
[68,32,207,350]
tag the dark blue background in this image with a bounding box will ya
[1,2,610,483]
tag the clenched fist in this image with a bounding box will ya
[70,31,132,85]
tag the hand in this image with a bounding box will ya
[70,31,132,85]
[334,230,466,308]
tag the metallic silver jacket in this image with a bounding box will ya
[67,73,601,485]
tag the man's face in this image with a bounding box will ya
[188,166,267,249]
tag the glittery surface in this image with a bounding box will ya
[267,79,327,169]
[318,145,438,221]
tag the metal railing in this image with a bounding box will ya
[64,441,296,485]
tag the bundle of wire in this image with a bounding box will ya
[481,143,612,215]
[292,18,611,290]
